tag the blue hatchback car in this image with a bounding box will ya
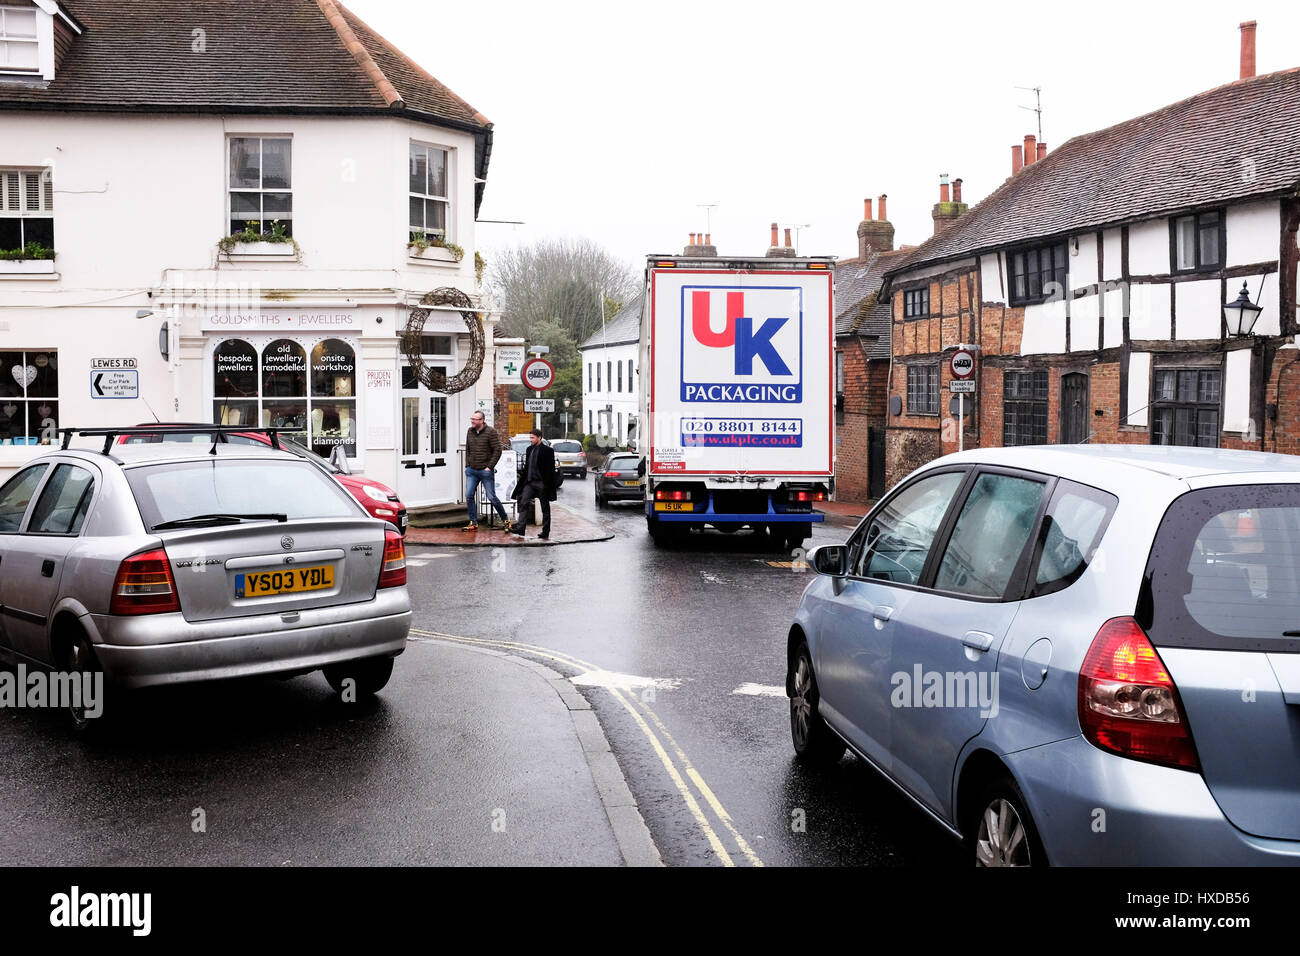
[789,445,1300,866]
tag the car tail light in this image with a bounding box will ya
[1078,617,1200,771]
[378,530,407,588]
[110,548,181,615]
[606,471,622,478]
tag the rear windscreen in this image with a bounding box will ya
[126,459,359,530]
[552,441,582,453]
[1142,484,1300,652]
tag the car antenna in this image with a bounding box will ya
[139,396,162,423]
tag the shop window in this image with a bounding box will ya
[1003,369,1049,446]
[213,339,258,427]
[409,142,449,242]
[212,337,358,459]
[228,136,292,236]
[0,349,58,445]
[1152,368,1220,448]
[0,168,53,254]
[310,339,356,459]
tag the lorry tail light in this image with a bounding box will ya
[1078,617,1199,772]
[654,490,688,501]
[814,492,826,501]
[378,530,407,588]
[110,548,181,615]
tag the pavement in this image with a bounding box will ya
[405,502,613,548]
[817,499,871,520]
[0,636,660,867]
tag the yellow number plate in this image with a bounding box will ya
[237,564,335,598]
[654,502,694,512]
[622,480,642,487]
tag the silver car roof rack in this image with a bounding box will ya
[58,426,287,455]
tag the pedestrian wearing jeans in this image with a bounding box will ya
[509,429,556,539]
[463,411,509,531]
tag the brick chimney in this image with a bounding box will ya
[1012,144,1023,175]
[1240,20,1257,79]
[857,194,895,258]
[1023,135,1037,166]
[766,221,795,258]
[683,231,715,256]
[932,174,969,234]
[1036,142,1047,162]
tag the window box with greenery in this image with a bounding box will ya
[0,241,55,275]
[1008,241,1068,305]
[218,220,301,261]
[1,169,55,276]
[406,232,464,264]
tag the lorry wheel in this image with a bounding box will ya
[783,522,812,551]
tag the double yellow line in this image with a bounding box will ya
[409,628,764,867]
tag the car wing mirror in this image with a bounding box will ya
[809,545,849,577]
[330,445,352,475]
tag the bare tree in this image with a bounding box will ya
[487,237,640,348]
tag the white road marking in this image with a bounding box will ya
[702,572,722,584]
[732,683,786,698]
[570,670,685,692]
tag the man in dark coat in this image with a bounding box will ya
[509,429,557,539]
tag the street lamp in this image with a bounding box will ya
[563,397,571,438]
[1224,281,1264,337]
[1224,280,1270,451]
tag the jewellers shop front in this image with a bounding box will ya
[202,305,480,509]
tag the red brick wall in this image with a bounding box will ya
[835,338,889,502]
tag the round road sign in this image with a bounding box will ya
[521,357,556,391]
[950,349,976,379]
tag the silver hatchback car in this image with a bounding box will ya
[789,445,1300,866]
[0,428,411,729]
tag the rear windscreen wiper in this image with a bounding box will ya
[153,512,288,530]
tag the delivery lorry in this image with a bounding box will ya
[638,254,835,549]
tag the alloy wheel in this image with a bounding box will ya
[791,654,813,748]
[976,797,1032,866]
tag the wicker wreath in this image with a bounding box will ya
[402,287,485,394]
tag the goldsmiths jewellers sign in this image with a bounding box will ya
[201,308,362,331]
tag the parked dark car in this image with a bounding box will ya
[594,454,644,508]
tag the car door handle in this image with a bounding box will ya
[962,630,996,653]
[871,606,894,629]
[41,559,56,578]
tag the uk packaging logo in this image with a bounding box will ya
[680,286,802,403]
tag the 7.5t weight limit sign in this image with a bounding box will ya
[521,358,555,391]
[950,348,976,379]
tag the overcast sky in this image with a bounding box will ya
[349,0,1300,274]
